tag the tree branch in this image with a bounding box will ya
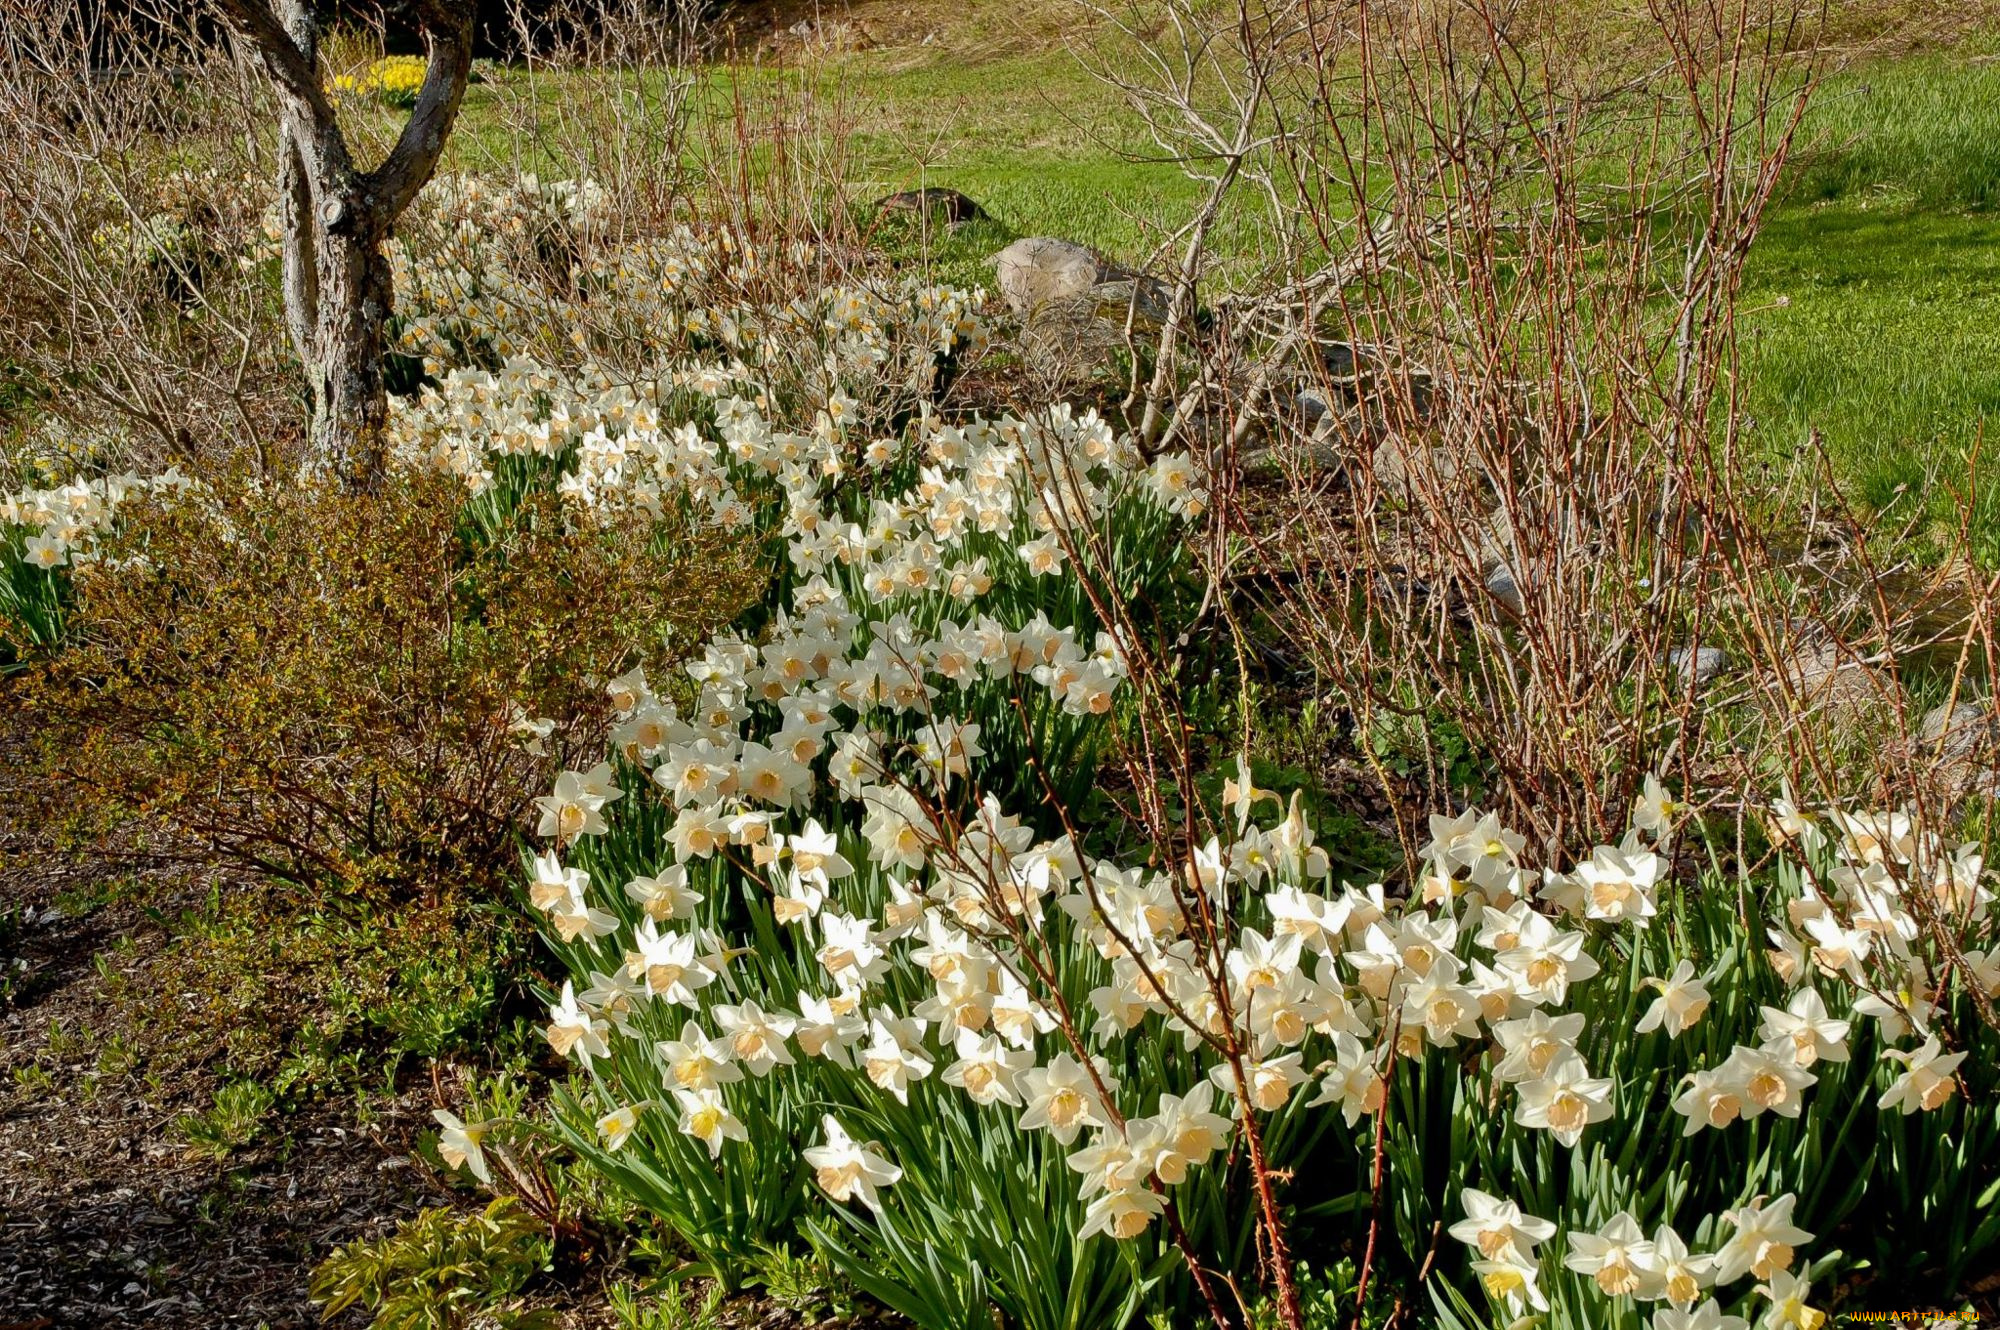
[367,5,476,223]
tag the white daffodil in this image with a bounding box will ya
[673,1087,747,1159]
[1673,1066,1745,1134]
[940,1028,1032,1108]
[1652,1300,1748,1330]
[1210,1052,1308,1113]
[714,1000,797,1076]
[604,665,651,715]
[1308,1032,1386,1128]
[1495,911,1600,1006]
[1637,960,1711,1037]
[1472,1253,1548,1316]
[1514,1050,1613,1147]
[1400,967,1485,1048]
[1066,1126,1153,1199]
[1765,927,1808,985]
[1020,1053,1117,1145]
[1140,1086,1233,1184]
[624,865,702,922]
[432,1109,493,1184]
[623,919,715,1005]
[1574,842,1663,926]
[860,1010,933,1104]
[1563,1210,1658,1297]
[1224,754,1281,829]
[655,1020,742,1092]
[1756,989,1850,1068]
[1490,1010,1587,1084]
[1829,809,1914,867]
[816,911,888,988]
[1713,1194,1812,1284]
[804,1116,901,1212]
[1851,968,1936,1043]
[545,981,610,1067]
[1878,1035,1967,1114]
[1227,927,1304,997]
[1631,773,1685,839]
[1078,1185,1164,1240]
[578,969,645,1032]
[1448,1189,1557,1263]
[596,1103,644,1151]
[1646,1223,1717,1310]
[546,891,619,944]
[535,768,615,841]
[859,785,935,870]
[1719,1044,1817,1120]
[527,849,590,915]
[1752,1270,1826,1330]
[785,818,854,886]
[1266,885,1346,955]
[794,992,867,1066]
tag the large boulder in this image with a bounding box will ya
[1920,699,1999,761]
[993,237,1168,326]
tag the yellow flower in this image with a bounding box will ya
[327,55,428,108]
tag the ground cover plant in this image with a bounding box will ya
[1,0,1998,1327]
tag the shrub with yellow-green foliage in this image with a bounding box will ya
[14,458,757,899]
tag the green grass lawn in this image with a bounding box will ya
[793,33,2000,558]
[399,14,2000,558]
[1741,52,2000,560]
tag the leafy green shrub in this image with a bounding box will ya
[12,462,755,898]
[310,1197,557,1330]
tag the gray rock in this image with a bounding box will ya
[1667,645,1730,685]
[992,237,1168,326]
[1772,634,1896,720]
[1919,700,1998,760]
[1370,431,1458,500]
[1484,561,1522,614]
[994,237,1103,315]
[1084,277,1170,325]
[1305,341,1437,420]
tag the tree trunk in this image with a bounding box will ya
[306,217,396,484]
[218,0,474,487]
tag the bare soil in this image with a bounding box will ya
[0,856,458,1330]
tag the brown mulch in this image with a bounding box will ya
[0,858,457,1330]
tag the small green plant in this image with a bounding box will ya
[1237,1259,1400,1330]
[177,1078,276,1159]
[0,905,26,1003]
[606,1280,726,1330]
[41,1017,86,1061]
[94,1032,140,1079]
[10,1063,52,1094]
[310,1197,557,1330]
[747,1242,860,1320]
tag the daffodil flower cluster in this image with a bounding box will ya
[1452,1189,1826,1329]
[0,468,194,569]
[379,173,985,439]
[520,683,1992,1299]
[381,203,1989,1324]
[1672,805,1993,1131]
[327,54,433,107]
